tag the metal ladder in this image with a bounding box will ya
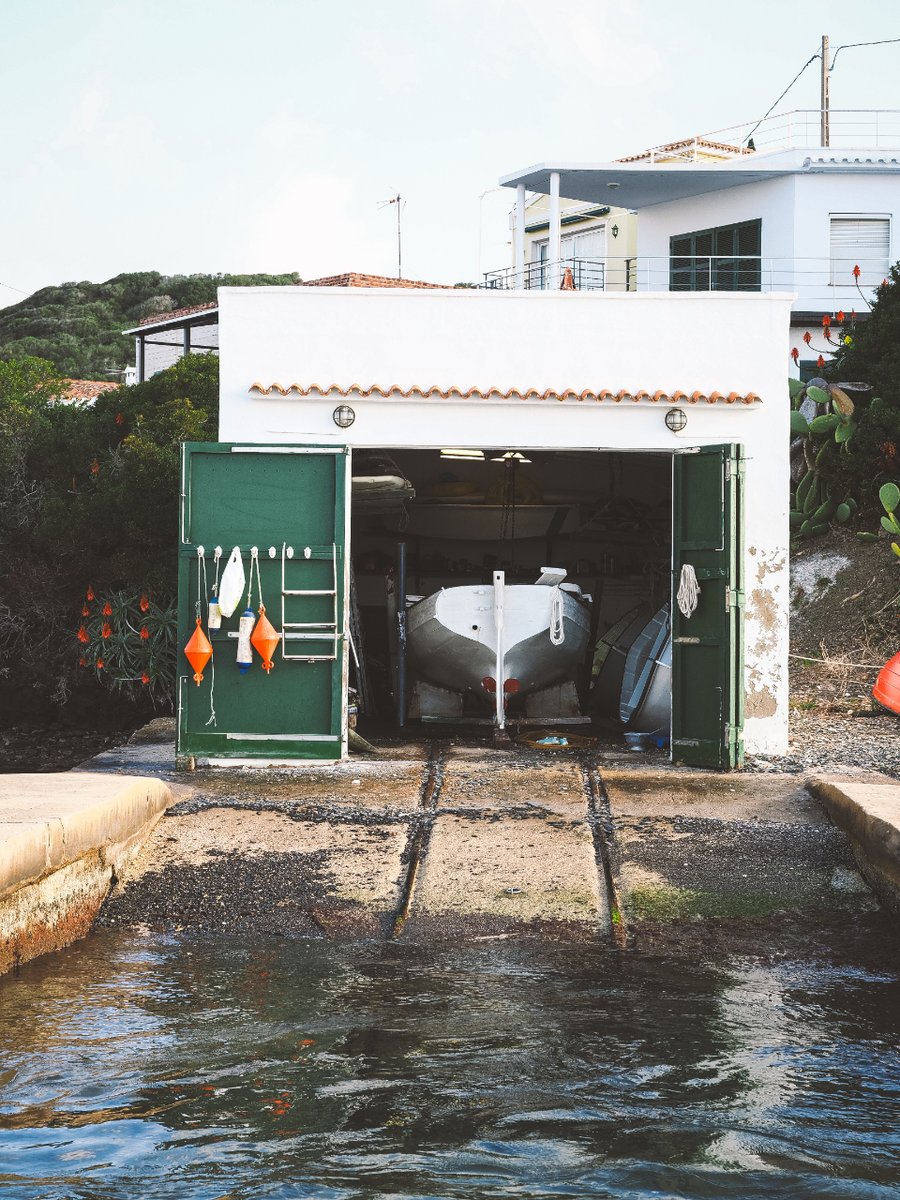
[281,543,340,662]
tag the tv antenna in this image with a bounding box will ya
[378,193,405,279]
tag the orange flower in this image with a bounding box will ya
[140,626,150,640]
[139,594,150,612]
[115,413,124,425]
[852,264,861,279]
[90,458,100,475]
[822,314,831,327]
[81,605,90,617]
[77,626,89,643]
[101,622,112,638]
[790,347,799,363]
[102,601,112,616]
[817,355,825,368]
[86,586,95,601]
[803,331,812,345]
[836,310,845,323]
[141,672,151,685]
[96,658,104,669]
[79,655,88,667]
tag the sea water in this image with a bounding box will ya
[0,924,898,1199]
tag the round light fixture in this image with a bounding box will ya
[333,404,356,428]
[665,407,687,433]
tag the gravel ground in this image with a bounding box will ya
[745,710,899,778]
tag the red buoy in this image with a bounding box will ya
[873,651,900,716]
[250,604,280,673]
[184,618,213,685]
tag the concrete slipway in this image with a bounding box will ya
[1,719,899,974]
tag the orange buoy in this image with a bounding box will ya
[251,604,280,673]
[184,617,213,685]
[873,651,900,716]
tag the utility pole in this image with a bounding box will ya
[821,34,830,147]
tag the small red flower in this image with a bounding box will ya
[101,622,112,638]
[96,658,104,670]
[883,278,888,288]
[852,264,861,279]
[803,331,812,345]
[102,601,112,616]
[817,355,825,368]
[115,413,124,425]
[836,310,845,323]
[79,655,88,667]
[86,586,95,601]
[139,594,150,612]
[77,626,89,643]
[140,625,150,640]
[851,309,856,320]
[790,347,799,363]
[141,672,151,685]
[822,314,831,327]
[81,605,90,617]
[90,458,100,475]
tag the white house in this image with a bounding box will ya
[175,285,792,770]
[493,109,900,378]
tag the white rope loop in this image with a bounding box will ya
[549,586,566,646]
[677,563,701,618]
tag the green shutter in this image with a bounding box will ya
[671,444,744,769]
[177,442,349,762]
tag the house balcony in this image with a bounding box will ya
[481,255,886,313]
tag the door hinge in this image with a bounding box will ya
[724,457,744,482]
[725,586,744,612]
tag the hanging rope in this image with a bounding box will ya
[677,563,701,618]
[549,586,565,645]
[209,546,222,630]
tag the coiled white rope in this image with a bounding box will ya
[676,563,701,618]
[549,586,565,645]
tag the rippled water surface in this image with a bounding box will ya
[1,926,898,1199]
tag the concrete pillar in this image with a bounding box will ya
[549,171,561,288]
[515,184,526,288]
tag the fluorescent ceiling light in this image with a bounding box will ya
[440,448,485,460]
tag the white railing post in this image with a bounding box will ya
[549,171,561,289]
[514,184,526,288]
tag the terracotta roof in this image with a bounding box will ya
[617,136,747,163]
[304,273,452,289]
[249,382,761,405]
[138,301,218,326]
[59,378,121,401]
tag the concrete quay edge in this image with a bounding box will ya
[807,774,900,914]
[0,773,174,899]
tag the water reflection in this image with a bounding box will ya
[0,923,898,1199]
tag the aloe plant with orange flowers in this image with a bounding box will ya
[76,588,176,703]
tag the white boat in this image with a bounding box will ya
[406,569,592,726]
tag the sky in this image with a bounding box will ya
[2,0,899,304]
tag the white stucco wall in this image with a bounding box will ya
[636,165,898,311]
[217,286,793,755]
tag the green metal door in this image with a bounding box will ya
[177,442,349,763]
[671,443,744,769]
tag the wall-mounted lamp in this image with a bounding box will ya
[333,404,356,428]
[606,181,620,189]
[490,450,533,464]
[665,407,687,433]
[611,223,619,239]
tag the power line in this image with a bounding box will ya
[831,37,900,70]
[745,45,821,143]
[0,279,32,297]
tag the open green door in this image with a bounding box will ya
[177,442,349,763]
[671,443,744,769]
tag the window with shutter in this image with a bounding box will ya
[830,215,890,286]
[668,220,761,292]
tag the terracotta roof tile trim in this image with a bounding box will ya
[249,383,760,405]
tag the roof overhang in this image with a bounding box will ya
[122,307,219,336]
[500,148,900,209]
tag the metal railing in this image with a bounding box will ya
[629,109,900,159]
[483,258,614,291]
[482,255,889,302]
